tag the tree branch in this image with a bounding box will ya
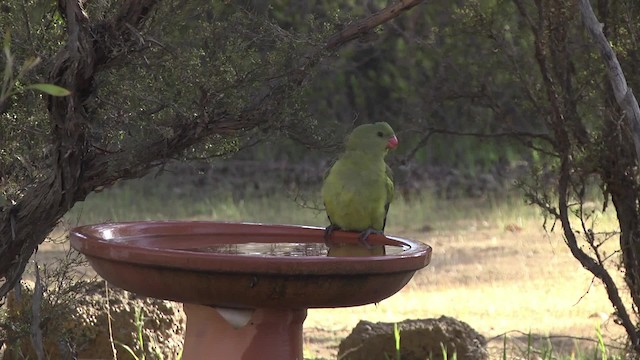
[0,0,427,301]
[402,126,555,163]
[326,0,424,50]
[0,0,161,299]
[558,150,640,350]
[514,0,640,349]
[579,0,640,164]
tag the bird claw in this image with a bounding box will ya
[358,228,384,249]
[324,224,340,246]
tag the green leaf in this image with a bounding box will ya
[26,83,71,96]
[116,342,140,360]
[393,322,401,360]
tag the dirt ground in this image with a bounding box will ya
[32,219,627,360]
[302,223,627,359]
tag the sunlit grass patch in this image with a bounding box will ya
[66,176,558,231]
[63,168,621,233]
[64,178,327,226]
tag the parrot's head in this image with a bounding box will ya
[346,122,398,153]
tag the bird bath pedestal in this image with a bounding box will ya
[70,222,432,360]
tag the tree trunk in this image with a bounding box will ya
[584,0,640,347]
[600,98,640,345]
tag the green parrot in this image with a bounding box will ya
[321,122,398,256]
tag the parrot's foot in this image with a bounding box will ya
[324,224,341,245]
[358,228,384,249]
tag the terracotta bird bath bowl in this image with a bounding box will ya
[70,221,431,360]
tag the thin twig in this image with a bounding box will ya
[30,262,45,360]
[402,126,554,163]
[487,329,628,351]
[105,281,117,360]
[573,275,597,306]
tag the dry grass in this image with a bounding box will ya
[304,224,625,358]
[56,184,629,359]
[303,197,627,359]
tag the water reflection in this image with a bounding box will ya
[184,242,407,257]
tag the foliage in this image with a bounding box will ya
[0,0,320,204]
[228,0,552,171]
[296,0,640,355]
[0,0,363,302]
[116,305,181,360]
[0,252,94,358]
[116,306,147,360]
[261,0,640,355]
[496,0,640,354]
[3,0,640,356]
[495,328,626,360]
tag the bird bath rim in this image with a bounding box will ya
[70,221,431,276]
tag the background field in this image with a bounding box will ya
[53,176,628,359]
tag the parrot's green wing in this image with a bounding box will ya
[382,164,394,231]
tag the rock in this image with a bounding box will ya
[337,316,488,360]
[3,279,185,359]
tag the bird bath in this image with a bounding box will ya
[70,221,432,360]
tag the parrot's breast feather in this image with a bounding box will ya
[322,158,389,231]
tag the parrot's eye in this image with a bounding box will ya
[376,131,384,137]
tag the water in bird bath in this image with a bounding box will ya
[183,242,407,256]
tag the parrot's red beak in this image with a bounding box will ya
[387,135,398,149]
